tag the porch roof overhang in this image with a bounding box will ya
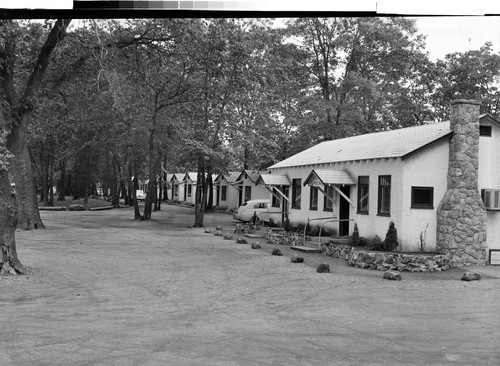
[303,169,356,187]
[256,174,291,187]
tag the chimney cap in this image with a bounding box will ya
[451,99,482,106]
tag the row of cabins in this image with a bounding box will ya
[167,171,270,208]
[166,101,499,265]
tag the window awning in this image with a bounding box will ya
[303,169,356,187]
[256,174,291,186]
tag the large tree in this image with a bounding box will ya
[0,19,71,229]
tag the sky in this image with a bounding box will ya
[2,1,500,62]
[413,16,500,60]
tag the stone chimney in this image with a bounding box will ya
[436,99,487,266]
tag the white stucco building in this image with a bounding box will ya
[259,111,500,261]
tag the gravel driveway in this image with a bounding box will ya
[1,204,499,365]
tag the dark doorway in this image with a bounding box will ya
[339,185,350,236]
[238,188,243,206]
[281,186,290,224]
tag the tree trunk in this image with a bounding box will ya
[131,171,142,220]
[7,121,44,230]
[0,168,24,274]
[194,158,206,227]
[206,166,214,212]
[57,159,66,201]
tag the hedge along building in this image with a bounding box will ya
[263,100,500,265]
[214,172,241,209]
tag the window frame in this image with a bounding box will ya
[323,185,334,212]
[244,186,251,202]
[411,186,434,209]
[309,186,318,211]
[377,175,391,216]
[480,125,492,137]
[357,176,369,214]
[291,179,302,209]
[187,184,192,197]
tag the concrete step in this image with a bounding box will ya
[304,240,322,249]
[290,246,322,253]
[244,233,263,238]
[329,237,351,245]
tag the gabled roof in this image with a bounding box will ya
[182,172,198,183]
[170,173,184,182]
[256,174,291,186]
[304,170,356,186]
[269,122,453,169]
[235,170,265,184]
[214,172,240,184]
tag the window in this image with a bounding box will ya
[187,184,192,197]
[221,186,227,201]
[480,125,492,137]
[254,202,268,209]
[309,186,318,210]
[292,179,302,209]
[411,186,434,209]
[357,176,369,214]
[244,186,251,202]
[272,187,281,208]
[378,176,391,216]
[481,189,500,210]
[323,185,334,212]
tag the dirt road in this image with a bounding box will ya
[1,205,499,365]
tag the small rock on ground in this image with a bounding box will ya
[272,248,283,256]
[236,237,248,244]
[214,230,222,236]
[224,235,233,240]
[251,242,262,249]
[383,270,402,281]
[291,255,304,263]
[461,271,481,281]
[316,264,330,273]
[204,228,212,234]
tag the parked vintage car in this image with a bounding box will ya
[233,199,280,223]
[136,190,146,201]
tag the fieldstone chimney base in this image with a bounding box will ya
[436,100,487,266]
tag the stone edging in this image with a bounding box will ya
[322,244,453,272]
[263,229,454,272]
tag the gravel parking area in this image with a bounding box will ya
[1,204,499,365]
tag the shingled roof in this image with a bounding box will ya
[269,121,453,169]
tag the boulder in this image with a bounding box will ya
[316,263,330,273]
[236,237,248,244]
[223,234,233,240]
[251,243,262,249]
[204,228,212,234]
[383,270,401,281]
[215,225,223,231]
[213,230,223,236]
[461,271,481,281]
[272,248,283,256]
[290,255,304,263]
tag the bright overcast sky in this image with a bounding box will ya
[414,16,500,60]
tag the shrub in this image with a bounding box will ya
[359,235,384,251]
[384,221,399,252]
[352,223,360,247]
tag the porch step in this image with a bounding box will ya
[244,233,263,238]
[303,240,322,249]
[269,227,284,232]
[290,246,322,253]
[329,237,352,245]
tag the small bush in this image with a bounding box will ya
[352,223,360,247]
[384,221,399,252]
[359,235,384,251]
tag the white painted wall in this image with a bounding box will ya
[269,159,404,239]
[216,177,240,209]
[401,139,450,252]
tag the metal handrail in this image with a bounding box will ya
[318,218,355,244]
[254,211,290,234]
[303,217,354,246]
